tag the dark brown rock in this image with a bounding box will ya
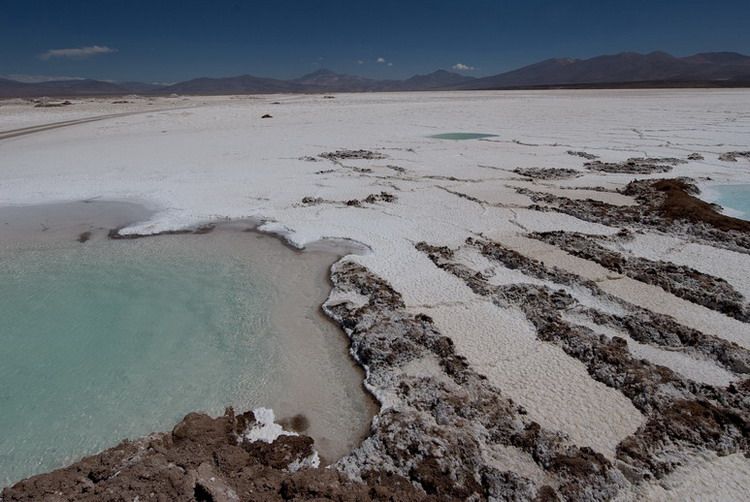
[1,409,433,501]
[513,167,580,180]
[584,157,684,174]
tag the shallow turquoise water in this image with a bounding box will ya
[0,241,278,484]
[429,132,498,140]
[0,216,375,486]
[711,184,750,220]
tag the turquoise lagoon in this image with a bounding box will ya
[0,203,374,486]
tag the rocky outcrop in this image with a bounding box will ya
[462,237,750,375]
[584,158,684,174]
[1,409,430,501]
[567,151,599,160]
[301,192,396,207]
[417,240,750,483]
[719,151,750,162]
[513,167,581,180]
[327,261,628,500]
[518,178,750,253]
[532,230,750,322]
[319,150,388,161]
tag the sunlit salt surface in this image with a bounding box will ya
[429,132,498,140]
[0,202,376,486]
[708,184,750,220]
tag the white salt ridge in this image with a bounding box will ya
[453,246,628,316]
[323,278,400,411]
[564,313,737,387]
[508,180,638,207]
[323,282,405,411]
[600,233,750,300]
[501,235,750,350]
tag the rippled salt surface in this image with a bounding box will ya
[0,202,376,486]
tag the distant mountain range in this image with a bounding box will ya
[0,78,164,98]
[0,69,476,98]
[452,51,750,90]
[157,69,476,95]
[2,51,749,98]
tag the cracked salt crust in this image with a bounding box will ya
[422,296,644,459]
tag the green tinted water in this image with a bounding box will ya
[0,204,375,486]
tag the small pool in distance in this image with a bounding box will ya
[429,132,498,140]
[706,184,750,220]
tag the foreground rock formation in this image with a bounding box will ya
[0,410,427,502]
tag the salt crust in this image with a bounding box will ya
[3,90,750,497]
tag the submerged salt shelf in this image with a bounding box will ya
[0,202,375,486]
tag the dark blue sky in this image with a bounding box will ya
[1,0,749,82]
